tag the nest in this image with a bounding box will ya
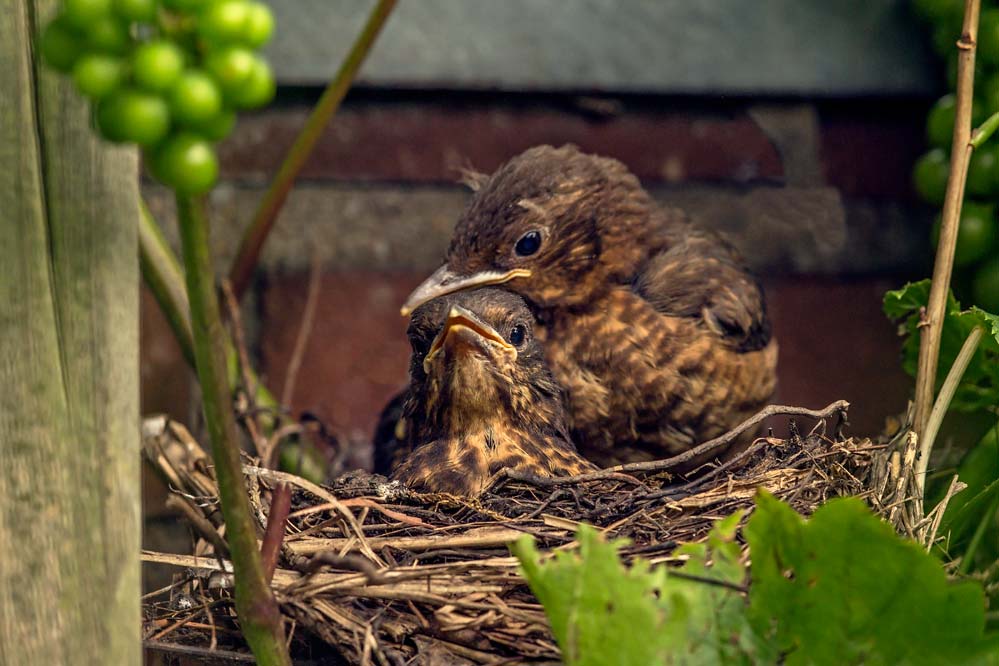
[140,400,933,665]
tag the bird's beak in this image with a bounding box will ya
[423,306,516,373]
[401,265,532,316]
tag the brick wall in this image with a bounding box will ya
[141,91,935,473]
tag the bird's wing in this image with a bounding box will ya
[634,225,772,353]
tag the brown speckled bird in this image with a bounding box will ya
[401,145,778,468]
[389,288,594,496]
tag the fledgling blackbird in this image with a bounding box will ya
[388,288,594,496]
[401,145,778,468]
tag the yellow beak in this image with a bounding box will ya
[401,265,532,316]
[422,306,517,373]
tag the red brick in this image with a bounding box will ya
[259,271,420,451]
[222,102,783,185]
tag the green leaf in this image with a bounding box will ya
[513,520,767,665]
[938,429,999,564]
[884,281,999,412]
[746,491,999,665]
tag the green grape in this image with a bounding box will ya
[198,0,251,44]
[169,70,222,125]
[230,56,274,109]
[193,109,236,141]
[40,16,85,72]
[972,256,999,313]
[72,53,124,99]
[913,149,951,205]
[152,132,219,194]
[112,0,158,22]
[84,15,131,54]
[97,88,171,146]
[205,46,255,97]
[64,0,113,29]
[931,203,998,268]
[243,2,274,47]
[133,40,185,92]
[967,144,999,197]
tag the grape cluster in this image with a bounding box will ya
[913,0,999,312]
[40,0,275,195]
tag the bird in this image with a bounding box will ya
[386,287,594,496]
[400,145,778,468]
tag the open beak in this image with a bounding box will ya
[401,265,532,316]
[423,306,516,373]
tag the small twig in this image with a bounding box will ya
[913,0,981,437]
[923,475,966,551]
[916,326,984,495]
[499,402,848,488]
[227,0,398,297]
[282,251,322,409]
[166,495,231,559]
[301,552,386,584]
[971,110,999,148]
[221,279,258,406]
[261,483,292,584]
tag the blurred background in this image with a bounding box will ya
[141,0,950,531]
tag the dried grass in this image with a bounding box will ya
[141,401,925,665]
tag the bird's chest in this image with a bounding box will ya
[536,290,700,445]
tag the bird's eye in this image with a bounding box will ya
[514,230,542,256]
[509,324,527,347]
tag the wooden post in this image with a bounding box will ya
[0,2,140,663]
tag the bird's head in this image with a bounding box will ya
[401,145,664,316]
[405,288,566,440]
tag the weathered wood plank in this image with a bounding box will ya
[0,2,140,663]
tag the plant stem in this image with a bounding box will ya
[958,492,999,575]
[913,0,981,438]
[139,199,281,422]
[916,326,984,495]
[227,0,397,298]
[139,201,195,366]
[971,111,999,148]
[176,194,290,666]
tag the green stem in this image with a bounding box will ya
[226,0,397,297]
[139,201,194,367]
[971,111,999,148]
[917,326,984,498]
[176,195,290,666]
[958,492,999,575]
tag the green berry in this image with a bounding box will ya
[40,16,85,72]
[112,0,158,22]
[161,0,208,12]
[206,46,255,97]
[152,132,219,194]
[913,149,950,206]
[84,15,131,54]
[133,40,185,92]
[97,88,171,146]
[199,0,251,44]
[169,70,222,125]
[230,57,274,109]
[72,53,124,100]
[193,109,236,141]
[243,2,274,47]
[63,0,113,29]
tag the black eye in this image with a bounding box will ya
[514,230,542,256]
[509,324,527,347]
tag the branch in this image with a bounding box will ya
[913,0,981,436]
[227,0,397,297]
[499,401,850,488]
[261,483,292,584]
[175,194,290,666]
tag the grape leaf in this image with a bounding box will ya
[883,281,999,411]
[512,517,767,665]
[746,491,999,665]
